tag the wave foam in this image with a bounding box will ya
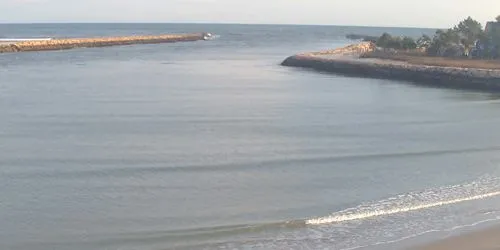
[307,176,500,225]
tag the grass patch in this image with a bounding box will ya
[362,51,500,70]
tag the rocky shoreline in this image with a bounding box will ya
[0,33,208,53]
[282,42,500,92]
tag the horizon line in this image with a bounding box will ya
[0,21,441,30]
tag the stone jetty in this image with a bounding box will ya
[282,42,500,92]
[0,33,208,53]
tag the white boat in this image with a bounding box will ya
[203,33,213,40]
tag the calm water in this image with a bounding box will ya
[2,24,500,250]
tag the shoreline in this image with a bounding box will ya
[281,42,500,92]
[411,225,500,250]
[0,33,208,53]
[282,43,500,249]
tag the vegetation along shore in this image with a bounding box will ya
[283,15,500,91]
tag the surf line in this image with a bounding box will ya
[306,190,500,225]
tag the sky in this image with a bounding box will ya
[0,0,499,28]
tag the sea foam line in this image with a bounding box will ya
[306,190,500,225]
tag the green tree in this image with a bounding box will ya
[487,18,500,58]
[427,29,460,56]
[416,34,432,48]
[401,37,417,50]
[386,37,403,49]
[454,17,483,55]
[375,33,417,50]
[376,33,393,48]
[439,29,460,44]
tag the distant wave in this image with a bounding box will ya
[307,176,500,225]
[163,220,305,238]
[6,145,500,179]
[104,220,308,248]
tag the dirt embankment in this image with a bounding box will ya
[361,50,500,70]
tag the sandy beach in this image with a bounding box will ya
[413,226,500,250]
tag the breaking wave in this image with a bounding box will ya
[307,176,500,225]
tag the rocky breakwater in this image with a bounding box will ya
[282,42,500,92]
[0,33,208,53]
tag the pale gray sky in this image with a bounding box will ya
[0,0,499,28]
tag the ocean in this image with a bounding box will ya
[1,23,500,250]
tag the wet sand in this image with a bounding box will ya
[413,226,500,250]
